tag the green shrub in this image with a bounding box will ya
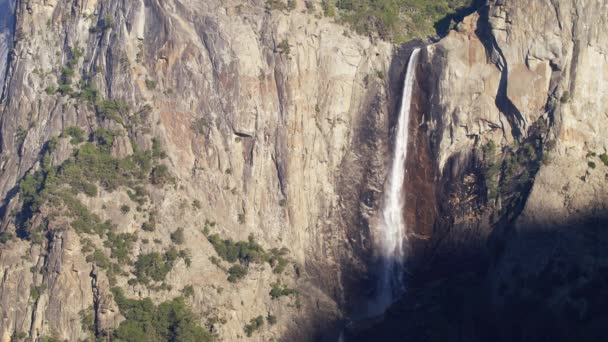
[127,185,148,205]
[60,193,112,235]
[588,161,596,169]
[322,0,336,16]
[30,284,47,301]
[142,220,156,232]
[267,314,277,325]
[182,285,195,297]
[16,160,56,239]
[269,281,296,299]
[93,128,116,150]
[206,233,290,277]
[57,84,74,96]
[244,315,264,337]
[96,99,128,122]
[227,264,248,282]
[111,287,211,342]
[600,153,608,166]
[151,164,171,185]
[206,233,266,264]
[120,205,130,214]
[14,332,28,340]
[268,247,290,274]
[90,16,115,33]
[39,333,62,342]
[104,232,136,263]
[0,232,13,244]
[192,199,202,210]
[134,247,185,284]
[151,137,166,159]
[145,79,157,90]
[86,248,112,269]
[170,227,185,245]
[78,83,98,104]
[80,307,96,334]
[277,39,290,55]
[15,126,26,155]
[60,66,75,80]
[482,140,496,157]
[63,126,85,144]
[266,0,289,11]
[70,46,84,61]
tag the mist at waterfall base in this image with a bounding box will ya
[368,48,421,316]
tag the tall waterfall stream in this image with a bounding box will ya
[371,47,421,314]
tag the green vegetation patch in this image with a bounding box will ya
[227,264,248,283]
[90,16,115,33]
[600,153,608,166]
[269,281,297,299]
[206,233,267,264]
[243,315,264,337]
[30,284,47,301]
[170,227,185,245]
[16,136,164,239]
[111,287,212,342]
[133,247,190,284]
[62,126,86,144]
[105,232,137,263]
[333,0,477,41]
[205,232,290,282]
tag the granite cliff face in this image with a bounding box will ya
[0,0,397,340]
[352,0,608,340]
[1,0,607,340]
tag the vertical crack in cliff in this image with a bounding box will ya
[567,5,581,100]
[551,0,563,31]
[475,4,525,139]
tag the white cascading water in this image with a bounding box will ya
[371,48,421,314]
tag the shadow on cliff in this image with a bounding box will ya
[474,2,526,138]
[433,0,487,38]
[341,213,608,342]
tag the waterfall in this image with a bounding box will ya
[371,48,421,314]
[0,0,15,92]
